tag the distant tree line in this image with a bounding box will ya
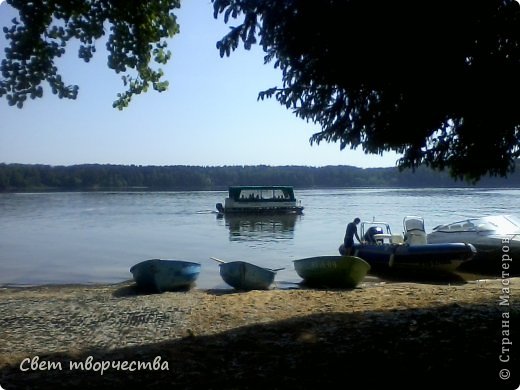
[0,163,519,192]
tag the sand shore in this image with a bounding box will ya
[0,277,518,389]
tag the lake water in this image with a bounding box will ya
[1,188,519,289]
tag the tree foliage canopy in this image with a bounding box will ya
[1,1,519,181]
[213,0,520,181]
[0,0,180,109]
[2,163,519,192]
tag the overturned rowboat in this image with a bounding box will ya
[130,259,201,292]
[293,255,370,288]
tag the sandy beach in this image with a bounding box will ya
[0,277,518,389]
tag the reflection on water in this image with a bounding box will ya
[218,213,301,242]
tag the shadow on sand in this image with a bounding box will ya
[1,301,517,389]
[367,268,469,285]
[112,283,196,298]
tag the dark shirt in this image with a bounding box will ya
[344,222,358,247]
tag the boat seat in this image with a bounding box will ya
[404,218,427,245]
[404,219,425,232]
[404,230,427,245]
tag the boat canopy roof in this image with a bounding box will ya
[228,186,296,201]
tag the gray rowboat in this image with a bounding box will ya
[211,258,281,290]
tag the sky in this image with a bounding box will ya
[0,0,401,168]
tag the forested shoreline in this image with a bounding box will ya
[0,163,519,192]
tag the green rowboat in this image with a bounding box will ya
[293,255,370,288]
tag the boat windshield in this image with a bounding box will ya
[435,215,520,234]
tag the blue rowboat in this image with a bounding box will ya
[293,255,370,288]
[130,259,201,292]
[211,258,280,290]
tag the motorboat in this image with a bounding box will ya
[339,219,477,274]
[427,214,520,275]
[216,186,304,214]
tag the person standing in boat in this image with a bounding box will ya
[343,217,361,255]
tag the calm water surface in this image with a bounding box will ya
[1,188,519,288]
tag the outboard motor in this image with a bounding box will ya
[364,226,384,244]
[216,203,225,214]
[374,227,384,244]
